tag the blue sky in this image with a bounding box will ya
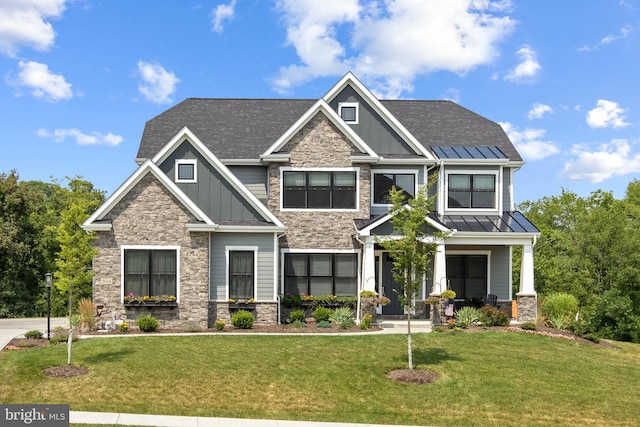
[1,0,639,205]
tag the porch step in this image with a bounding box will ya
[377,319,432,332]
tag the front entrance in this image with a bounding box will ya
[378,252,404,315]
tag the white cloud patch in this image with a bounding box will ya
[212,0,236,33]
[15,60,72,101]
[562,139,640,183]
[579,25,634,51]
[528,103,552,120]
[586,99,630,129]
[273,0,515,97]
[504,45,540,82]
[0,0,67,56]
[37,128,123,146]
[500,122,559,161]
[137,61,180,104]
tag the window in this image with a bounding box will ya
[338,102,359,124]
[229,251,255,299]
[448,174,495,208]
[175,160,197,183]
[283,171,356,209]
[373,173,415,204]
[446,255,487,299]
[124,249,177,297]
[284,253,358,296]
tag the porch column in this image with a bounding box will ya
[516,241,537,322]
[361,236,376,292]
[431,242,447,295]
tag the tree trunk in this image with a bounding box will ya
[407,308,413,370]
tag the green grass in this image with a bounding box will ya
[2,332,640,427]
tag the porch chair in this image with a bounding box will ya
[484,294,498,307]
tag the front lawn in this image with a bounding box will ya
[1,332,639,427]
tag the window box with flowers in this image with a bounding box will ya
[123,293,177,309]
[227,298,256,309]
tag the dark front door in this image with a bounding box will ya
[381,252,404,315]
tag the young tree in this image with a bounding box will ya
[376,184,443,369]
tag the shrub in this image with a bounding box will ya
[547,313,570,330]
[441,289,456,300]
[360,313,373,330]
[312,306,332,322]
[479,305,510,326]
[541,293,579,320]
[24,330,43,339]
[214,320,226,331]
[118,322,129,332]
[520,322,537,331]
[582,333,600,343]
[454,306,481,327]
[329,307,355,329]
[77,298,96,331]
[584,289,640,343]
[49,326,78,345]
[316,320,332,328]
[291,320,307,328]
[136,315,160,332]
[359,290,377,298]
[289,308,306,323]
[231,310,255,329]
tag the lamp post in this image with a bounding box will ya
[45,273,52,341]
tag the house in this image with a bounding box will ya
[82,72,540,329]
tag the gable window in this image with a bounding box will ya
[283,170,356,210]
[284,253,358,296]
[228,250,255,300]
[338,102,359,124]
[448,174,495,209]
[175,159,197,183]
[446,254,488,299]
[124,248,178,298]
[373,173,416,204]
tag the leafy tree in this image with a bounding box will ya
[376,184,443,369]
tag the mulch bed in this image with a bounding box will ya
[387,369,441,385]
[42,365,89,378]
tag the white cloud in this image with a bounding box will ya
[528,103,553,120]
[504,45,540,82]
[579,25,633,51]
[15,60,72,102]
[0,0,67,56]
[273,0,515,97]
[137,61,180,104]
[586,99,630,129]
[562,139,640,183]
[212,0,237,33]
[500,122,559,161]
[37,128,123,146]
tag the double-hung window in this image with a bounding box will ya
[284,253,358,296]
[283,170,356,209]
[448,174,495,209]
[124,248,178,298]
[228,250,255,300]
[373,173,416,204]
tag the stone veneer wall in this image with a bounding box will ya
[517,294,537,323]
[92,174,210,330]
[208,302,278,326]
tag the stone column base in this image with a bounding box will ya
[516,293,537,323]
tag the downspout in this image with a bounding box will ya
[354,230,366,326]
[276,232,287,325]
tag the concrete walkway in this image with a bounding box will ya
[0,317,68,349]
[70,411,431,427]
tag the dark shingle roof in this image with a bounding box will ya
[136,98,521,162]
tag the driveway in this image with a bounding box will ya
[0,318,68,350]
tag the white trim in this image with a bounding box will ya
[322,72,435,160]
[370,169,419,207]
[280,167,360,212]
[261,99,379,160]
[444,169,500,214]
[120,245,181,303]
[357,207,451,237]
[338,102,359,124]
[225,246,258,301]
[175,159,197,183]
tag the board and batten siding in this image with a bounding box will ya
[159,140,267,222]
[209,233,277,301]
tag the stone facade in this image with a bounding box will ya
[92,174,210,330]
[208,302,278,327]
[516,294,537,323]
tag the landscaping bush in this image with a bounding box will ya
[49,326,78,344]
[360,313,373,330]
[316,320,332,328]
[547,313,570,330]
[520,322,537,331]
[312,306,332,322]
[214,320,226,331]
[541,292,578,320]
[23,330,43,339]
[479,305,510,326]
[291,320,307,328]
[77,297,96,331]
[136,315,160,332]
[231,310,255,329]
[329,307,355,329]
[584,289,640,343]
[289,308,306,323]
[454,306,481,327]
